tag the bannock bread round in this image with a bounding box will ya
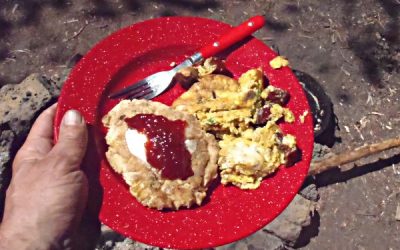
[102,99,219,210]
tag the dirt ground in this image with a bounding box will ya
[0,0,399,249]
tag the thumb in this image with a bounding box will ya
[50,110,88,171]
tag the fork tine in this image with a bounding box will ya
[123,85,151,99]
[127,87,154,100]
[109,79,150,99]
[139,91,157,100]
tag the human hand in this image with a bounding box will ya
[0,104,88,250]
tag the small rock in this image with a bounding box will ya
[299,183,319,201]
[49,67,73,91]
[0,74,54,216]
[96,224,125,249]
[95,225,161,250]
[111,238,162,250]
[217,231,285,250]
[39,75,61,97]
[396,204,400,221]
[263,195,315,246]
[131,241,161,250]
[312,143,330,160]
[0,73,52,134]
[218,240,249,250]
[0,130,14,192]
[105,240,114,248]
[0,130,14,165]
[112,238,136,250]
[100,224,124,241]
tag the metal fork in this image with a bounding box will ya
[109,15,266,100]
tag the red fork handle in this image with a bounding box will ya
[199,15,265,58]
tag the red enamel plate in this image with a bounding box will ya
[55,17,313,249]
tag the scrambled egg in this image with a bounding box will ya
[197,58,220,76]
[218,122,296,189]
[269,56,289,69]
[173,64,297,190]
[299,110,309,123]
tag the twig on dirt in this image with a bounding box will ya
[338,49,352,64]
[354,124,365,140]
[355,213,377,217]
[376,12,385,28]
[366,92,374,105]
[358,116,369,129]
[298,20,312,33]
[340,66,351,76]
[309,137,400,176]
[66,21,89,41]
[12,4,19,14]
[298,33,313,39]
[384,73,393,82]
[63,19,79,24]
[5,58,16,62]
[331,33,336,44]
[10,49,31,54]
[388,87,397,96]
[368,112,384,116]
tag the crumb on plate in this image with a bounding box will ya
[269,56,289,69]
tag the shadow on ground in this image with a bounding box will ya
[0,0,70,27]
[341,0,399,88]
[89,0,220,18]
[295,211,321,248]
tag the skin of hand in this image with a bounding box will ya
[0,104,89,250]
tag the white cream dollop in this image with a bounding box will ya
[125,128,148,163]
[185,139,197,154]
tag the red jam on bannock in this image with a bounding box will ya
[125,114,194,180]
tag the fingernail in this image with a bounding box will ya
[63,110,83,125]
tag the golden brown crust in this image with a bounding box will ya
[102,99,219,210]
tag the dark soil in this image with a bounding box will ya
[1,0,399,249]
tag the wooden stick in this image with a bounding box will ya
[308,137,400,176]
